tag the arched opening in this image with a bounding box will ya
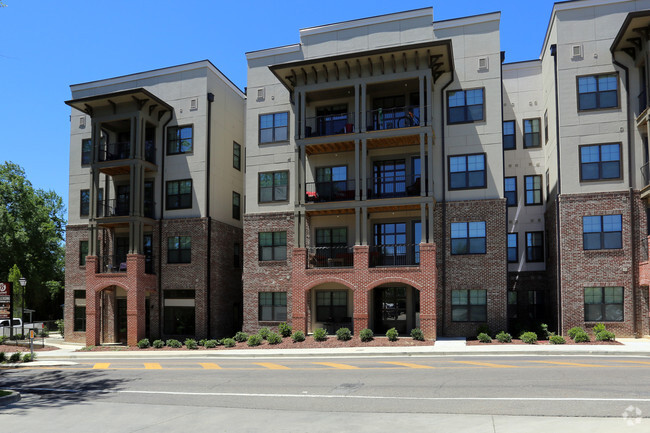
[96,285,150,345]
[309,283,354,334]
[370,284,420,335]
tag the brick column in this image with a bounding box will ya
[291,248,308,333]
[126,254,146,346]
[419,243,437,340]
[353,245,370,333]
[85,256,101,346]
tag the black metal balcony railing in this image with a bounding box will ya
[639,89,647,115]
[304,112,354,138]
[367,175,425,199]
[642,162,650,187]
[307,246,354,269]
[98,141,131,162]
[104,199,130,217]
[642,236,649,262]
[367,105,422,131]
[97,254,155,274]
[369,244,419,267]
[305,179,356,202]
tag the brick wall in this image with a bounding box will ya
[64,225,87,342]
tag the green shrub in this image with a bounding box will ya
[336,327,352,341]
[137,338,150,349]
[549,335,566,344]
[9,352,21,363]
[55,319,64,335]
[359,328,374,342]
[247,334,262,347]
[495,331,512,343]
[573,331,590,343]
[568,326,584,340]
[520,332,538,344]
[198,339,207,347]
[40,326,50,337]
[410,328,425,341]
[166,339,182,348]
[477,332,492,343]
[291,331,305,342]
[596,330,616,341]
[539,323,551,340]
[313,328,328,342]
[222,338,236,348]
[266,332,282,345]
[0,352,6,362]
[593,323,606,334]
[152,339,164,349]
[0,335,7,344]
[204,339,218,349]
[258,327,271,340]
[10,334,23,341]
[233,331,249,343]
[386,327,399,342]
[22,352,35,362]
[278,322,292,338]
[184,338,198,350]
[476,324,491,337]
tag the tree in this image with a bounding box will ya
[0,162,66,320]
[8,264,22,316]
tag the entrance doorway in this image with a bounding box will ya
[116,298,127,344]
[372,285,420,334]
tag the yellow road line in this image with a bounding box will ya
[380,361,435,369]
[255,362,290,370]
[92,363,110,369]
[144,363,162,369]
[451,361,519,368]
[313,362,359,370]
[613,360,650,366]
[528,361,609,368]
[199,363,222,370]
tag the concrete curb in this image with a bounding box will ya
[0,390,21,406]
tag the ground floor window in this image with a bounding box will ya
[584,287,623,322]
[163,289,195,335]
[259,292,286,321]
[74,290,86,332]
[316,291,348,323]
[451,289,487,322]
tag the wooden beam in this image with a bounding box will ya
[367,58,373,76]
[344,61,351,79]
[391,54,396,73]
[403,52,408,72]
[379,56,384,74]
[323,64,329,82]
[107,99,116,115]
[148,104,158,116]
[84,104,93,117]
[357,59,362,77]
[415,51,419,70]
[334,62,340,80]
[311,66,318,83]
[622,47,637,60]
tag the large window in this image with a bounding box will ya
[259,231,286,261]
[233,141,241,170]
[168,236,191,264]
[584,287,623,322]
[508,233,518,263]
[544,110,549,144]
[525,175,542,205]
[233,243,241,268]
[526,231,544,262]
[258,292,287,321]
[578,74,618,111]
[80,188,103,218]
[451,289,487,322]
[232,192,241,220]
[163,289,195,335]
[451,222,486,255]
[503,120,515,150]
[259,112,288,143]
[167,125,193,154]
[583,215,622,250]
[79,240,88,266]
[447,88,484,124]
[73,290,86,332]
[579,144,621,181]
[449,154,486,190]
[166,179,192,210]
[259,171,288,202]
[505,177,517,207]
[524,118,541,148]
[81,138,92,165]
[316,291,348,323]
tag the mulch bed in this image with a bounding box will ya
[78,336,435,351]
[0,344,59,352]
[466,338,622,346]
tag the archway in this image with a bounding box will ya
[309,283,354,334]
[370,284,420,335]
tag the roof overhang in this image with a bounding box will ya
[269,40,454,92]
[610,11,650,58]
[65,88,174,118]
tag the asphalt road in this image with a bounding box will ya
[2,355,650,432]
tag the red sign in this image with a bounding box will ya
[0,282,10,296]
[0,282,11,320]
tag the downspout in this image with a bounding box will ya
[500,51,508,325]
[612,58,638,337]
[158,111,173,338]
[206,92,215,338]
[551,44,562,335]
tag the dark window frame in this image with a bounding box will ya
[524,175,543,206]
[315,290,349,323]
[523,118,541,148]
[508,233,518,263]
[167,236,191,264]
[451,289,487,322]
[503,120,516,150]
[233,243,241,268]
[448,153,487,190]
[166,179,192,210]
[81,138,92,165]
[544,110,549,145]
[258,231,287,261]
[451,221,486,255]
[447,88,485,124]
[233,141,241,171]
[505,176,517,207]
[584,287,624,322]
[582,214,623,250]
[167,124,194,155]
[258,171,289,203]
[80,188,104,218]
[232,191,241,220]
[526,231,544,263]
[258,292,287,322]
[73,290,86,332]
[259,112,289,144]
[79,240,88,266]
[576,73,620,111]
[579,143,622,182]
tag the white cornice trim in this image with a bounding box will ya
[245,44,302,60]
[434,12,501,30]
[502,60,542,71]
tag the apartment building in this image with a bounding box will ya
[64,61,245,346]
[243,1,650,339]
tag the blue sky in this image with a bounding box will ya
[0,0,557,218]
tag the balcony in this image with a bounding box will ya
[369,244,419,267]
[103,199,130,217]
[368,175,424,199]
[306,246,354,269]
[366,105,422,131]
[305,179,356,203]
[97,254,155,274]
[642,162,650,188]
[305,113,354,138]
[98,141,130,162]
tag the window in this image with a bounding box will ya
[583,215,622,250]
[73,290,86,332]
[578,74,618,111]
[524,118,541,148]
[233,243,241,268]
[447,88,484,123]
[232,192,241,220]
[449,154,486,189]
[258,292,287,321]
[580,144,621,181]
[526,231,544,262]
[163,289,195,335]
[584,287,623,322]
[259,171,288,202]
[525,175,542,205]
[80,188,103,218]
[544,110,549,144]
[503,120,515,150]
[79,240,88,266]
[546,169,550,199]
[451,289,487,322]
[451,222,486,255]
[166,179,192,210]
[167,125,193,154]
[259,231,287,261]
[505,177,517,207]
[81,138,92,164]
[168,236,191,264]
[508,233,518,263]
[316,291,348,322]
[233,141,241,170]
[259,112,288,143]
